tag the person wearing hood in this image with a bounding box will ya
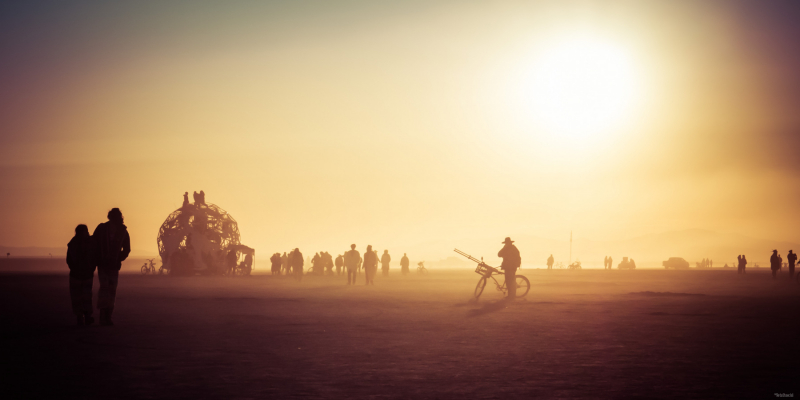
[93,208,131,326]
[67,224,96,326]
[498,237,521,300]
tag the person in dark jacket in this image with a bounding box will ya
[498,237,521,300]
[67,224,95,326]
[787,250,797,278]
[93,208,131,326]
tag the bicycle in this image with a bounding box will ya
[417,261,428,275]
[141,258,157,275]
[454,249,530,300]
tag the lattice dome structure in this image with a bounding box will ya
[157,193,253,276]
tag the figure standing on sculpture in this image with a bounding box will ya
[787,250,796,278]
[292,248,304,281]
[381,250,391,276]
[182,192,190,208]
[67,224,95,326]
[547,254,554,270]
[344,244,361,285]
[770,250,780,279]
[363,245,377,285]
[400,253,410,275]
[198,190,205,205]
[335,254,344,275]
[498,237,521,299]
[92,208,131,326]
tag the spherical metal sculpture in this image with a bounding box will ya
[157,192,253,276]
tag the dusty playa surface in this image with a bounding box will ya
[1,266,798,399]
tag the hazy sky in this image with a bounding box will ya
[2,0,800,260]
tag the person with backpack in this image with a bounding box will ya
[67,224,95,326]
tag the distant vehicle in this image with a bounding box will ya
[568,261,582,270]
[618,257,636,269]
[662,257,690,269]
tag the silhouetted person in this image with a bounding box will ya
[193,191,199,204]
[199,190,206,205]
[344,244,361,285]
[93,208,130,326]
[498,237,521,300]
[335,254,344,275]
[292,248,304,281]
[242,252,253,275]
[770,250,780,279]
[226,249,238,275]
[270,253,281,275]
[323,252,333,275]
[608,256,613,270]
[547,254,554,270]
[312,252,321,275]
[364,245,377,285]
[788,250,797,278]
[67,224,95,326]
[400,253,410,275]
[281,252,289,275]
[742,255,747,274]
[182,192,190,208]
[737,255,743,274]
[381,250,391,276]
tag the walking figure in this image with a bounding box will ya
[335,254,344,275]
[363,245,378,285]
[547,254,554,270]
[67,224,95,326]
[788,250,797,278]
[344,244,361,285]
[381,250,391,276]
[92,208,131,326]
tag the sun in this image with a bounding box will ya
[525,36,641,140]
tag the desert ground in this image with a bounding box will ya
[1,260,798,399]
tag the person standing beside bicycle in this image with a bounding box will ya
[498,237,521,300]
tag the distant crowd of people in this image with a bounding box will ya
[267,245,411,285]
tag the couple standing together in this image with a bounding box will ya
[67,208,131,326]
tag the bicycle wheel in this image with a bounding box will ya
[515,275,531,298]
[474,277,488,299]
[141,265,148,275]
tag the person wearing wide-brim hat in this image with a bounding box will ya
[498,237,521,299]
